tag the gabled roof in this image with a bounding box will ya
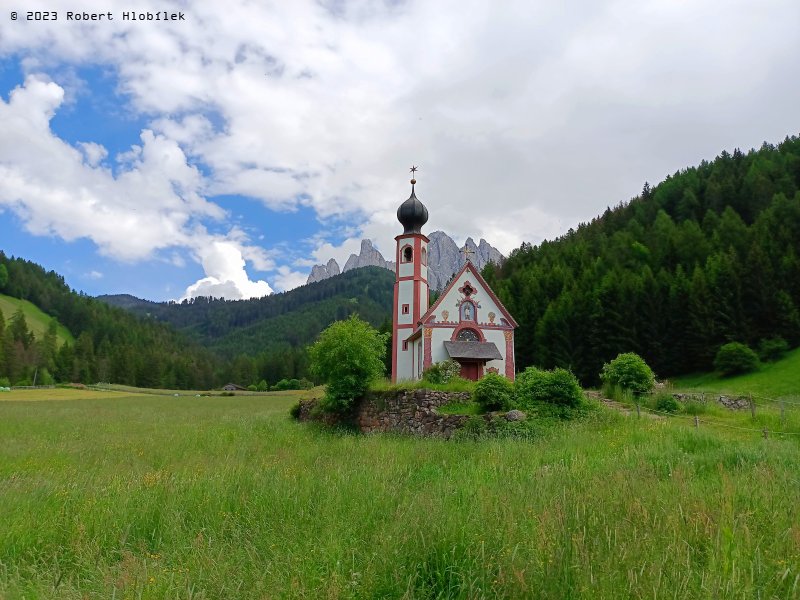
[419,261,518,328]
[444,341,503,360]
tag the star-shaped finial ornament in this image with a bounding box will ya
[409,165,419,187]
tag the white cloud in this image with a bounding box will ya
[273,266,309,293]
[180,241,272,300]
[86,270,103,279]
[2,0,800,288]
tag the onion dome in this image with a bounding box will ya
[397,167,428,234]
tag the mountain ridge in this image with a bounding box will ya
[307,231,504,288]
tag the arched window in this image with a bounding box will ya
[421,247,427,266]
[457,328,480,342]
[402,246,413,263]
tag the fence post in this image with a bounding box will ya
[701,392,705,404]
[636,403,640,419]
[694,415,699,429]
[749,394,755,419]
[763,428,768,440]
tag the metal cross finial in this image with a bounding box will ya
[461,245,475,262]
[409,165,418,175]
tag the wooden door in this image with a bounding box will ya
[460,362,480,381]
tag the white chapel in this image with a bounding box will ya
[391,170,517,382]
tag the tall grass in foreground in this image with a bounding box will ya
[1,394,799,598]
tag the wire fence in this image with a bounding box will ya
[628,398,800,438]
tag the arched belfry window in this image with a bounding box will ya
[457,328,480,342]
[402,246,413,263]
[421,247,427,266]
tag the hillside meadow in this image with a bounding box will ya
[1,389,800,599]
[0,293,74,347]
[674,347,800,400]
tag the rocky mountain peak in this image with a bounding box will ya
[306,231,503,289]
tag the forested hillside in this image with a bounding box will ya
[99,267,395,386]
[486,135,800,384]
[0,255,219,388]
[100,266,394,356]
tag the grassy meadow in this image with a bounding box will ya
[1,388,800,599]
[0,293,74,347]
[673,347,800,400]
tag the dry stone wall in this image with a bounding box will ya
[298,389,473,438]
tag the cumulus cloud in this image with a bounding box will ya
[0,76,270,299]
[180,242,272,300]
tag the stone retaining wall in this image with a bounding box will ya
[672,393,751,410]
[297,389,474,438]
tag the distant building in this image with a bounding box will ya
[391,171,517,382]
[222,383,245,391]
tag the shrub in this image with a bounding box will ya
[600,353,655,395]
[422,359,461,384]
[654,394,680,414]
[0,377,10,387]
[308,315,388,414]
[289,402,302,419]
[473,372,514,412]
[758,337,789,362]
[256,379,269,392]
[247,384,258,392]
[714,342,759,376]
[515,367,584,409]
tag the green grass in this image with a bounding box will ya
[673,346,800,400]
[0,293,74,346]
[2,389,800,598]
[370,377,476,393]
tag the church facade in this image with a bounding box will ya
[391,175,517,382]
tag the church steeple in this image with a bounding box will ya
[397,165,428,234]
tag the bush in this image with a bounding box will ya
[473,372,514,412]
[309,315,388,414]
[515,367,584,410]
[273,378,298,391]
[289,402,302,419]
[758,337,789,362]
[600,353,655,395]
[247,384,258,392]
[654,394,680,414]
[422,359,461,384]
[0,377,10,387]
[714,342,759,376]
[256,379,269,392]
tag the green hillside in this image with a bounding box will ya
[0,293,73,346]
[487,135,800,384]
[673,347,800,399]
[99,266,395,358]
[0,253,219,389]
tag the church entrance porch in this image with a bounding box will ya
[458,360,482,381]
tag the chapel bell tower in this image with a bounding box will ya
[392,166,430,382]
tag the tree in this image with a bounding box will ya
[308,315,388,413]
[0,264,8,290]
[600,352,655,395]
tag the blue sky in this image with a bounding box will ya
[1,1,798,300]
